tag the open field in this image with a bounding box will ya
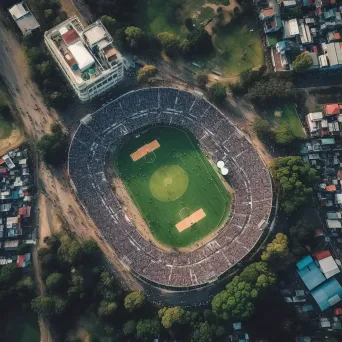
[113,125,231,248]
[209,17,264,76]
[135,0,263,77]
[264,103,306,138]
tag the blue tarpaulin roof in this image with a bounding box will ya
[311,277,342,311]
[297,255,314,270]
[297,261,326,290]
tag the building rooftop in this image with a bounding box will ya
[325,104,341,115]
[8,2,40,36]
[311,277,342,311]
[297,257,326,290]
[44,16,123,86]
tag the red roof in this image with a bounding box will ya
[23,191,29,196]
[326,185,336,192]
[0,159,5,165]
[0,168,7,173]
[16,255,25,268]
[335,308,342,315]
[314,229,324,237]
[62,29,79,45]
[325,104,340,115]
[314,250,332,261]
[25,206,31,218]
[18,208,26,216]
[262,8,275,17]
[333,32,341,40]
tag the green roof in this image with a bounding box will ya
[321,138,335,145]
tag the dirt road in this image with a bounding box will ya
[0,11,57,140]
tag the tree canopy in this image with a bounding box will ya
[157,32,180,57]
[212,262,276,320]
[124,291,145,312]
[158,306,185,329]
[137,65,158,83]
[136,319,160,341]
[209,83,227,104]
[37,124,68,166]
[125,26,145,49]
[181,28,213,56]
[196,72,209,88]
[253,119,273,143]
[101,15,116,35]
[271,156,319,213]
[261,233,289,263]
[191,322,215,342]
[293,52,313,72]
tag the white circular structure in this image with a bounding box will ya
[221,167,229,175]
[217,160,225,168]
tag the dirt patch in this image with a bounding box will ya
[0,128,25,156]
[39,194,63,247]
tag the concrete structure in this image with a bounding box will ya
[44,16,125,102]
[8,1,40,36]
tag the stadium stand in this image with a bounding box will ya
[68,88,273,288]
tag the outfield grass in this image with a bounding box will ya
[114,125,231,248]
[5,309,40,342]
[264,103,305,138]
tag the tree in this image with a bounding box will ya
[191,322,215,342]
[271,156,319,213]
[253,119,273,142]
[137,65,158,83]
[101,15,116,35]
[157,32,180,57]
[293,52,313,72]
[125,26,145,49]
[44,9,53,19]
[136,319,160,341]
[98,300,118,318]
[53,296,67,315]
[215,325,226,338]
[82,239,100,259]
[181,28,213,56]
[261,233,289,263]
[124,291,145,312]
[196,72,208,88]
[123,320,136,336]
[185,17,194,31]
[274,124,295,145]
[58,237,82,264]
[37,124,68,166]
[248,75,293,106]
[68,274,85,300]
[289,220,314,244]
[31,296,56,317]
[158,306,185,329]
[0,263,20,287]
[209,83,227,104]
[46,272,65,293]
[212,262,276,320]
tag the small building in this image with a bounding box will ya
[314,250,340,278]
[4,240,19,251]
[8,1,40,36]
[311,277,342,311]
[283,19,300,39]
[297,256,326,290]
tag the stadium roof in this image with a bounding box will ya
[297,257,326,290]
[311,277,342,311]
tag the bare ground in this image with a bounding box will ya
[0,128,25,156]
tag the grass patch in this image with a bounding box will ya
[207,17,264,76]
[0,115,14,139]
[264,103,305,138]
[113,125,231,248]
[5,309,40,342]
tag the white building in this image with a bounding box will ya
[8,1,40,36]
[44,16,125,102]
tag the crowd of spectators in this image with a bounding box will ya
[68,88,273,288]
